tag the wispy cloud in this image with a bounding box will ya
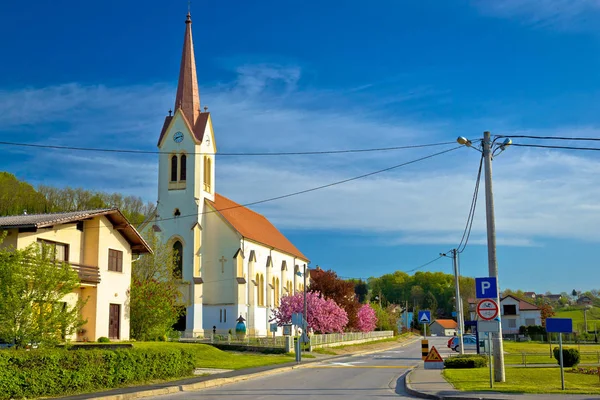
[2,63,600,247]
[473,0,600,31]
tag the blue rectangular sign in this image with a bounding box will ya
[418,310,431,324]
[475,277,498,299]
[546,318,573,333]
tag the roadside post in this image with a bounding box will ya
[546,318,573,390]
[418,310,431,360]
[292,313,304,363]
[478,319,499,388]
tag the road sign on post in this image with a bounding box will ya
[477,299,499,321]
[546,318,573,391]
[423,346,444,369]
[418,310,431,337]
[475,277,498,299]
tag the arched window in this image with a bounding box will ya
[170,155,178,182]
[275,278,280,306]
[203,156,212,192]
[259,274,265,306]
[180,154,187,181]
[173,240,183,277]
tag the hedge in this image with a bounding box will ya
[0,347,194,399]
[444,354,487,369]
[553,347,580,367]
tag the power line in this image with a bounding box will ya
[497,135,600,142]
[457,154,483,253]
[153,146,464,223]
[405,255,446,273]
[511,143,600,152]
[0,140,457,157]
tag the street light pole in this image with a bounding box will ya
[482,131,506,382]
[452,249,465,355]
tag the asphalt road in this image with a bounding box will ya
[150,336,453,400]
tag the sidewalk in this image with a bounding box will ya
[405,366,598,400]
[56,336,422,400]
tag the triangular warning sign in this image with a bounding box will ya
[424,346,443,362]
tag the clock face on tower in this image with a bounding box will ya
[173,131,184,143]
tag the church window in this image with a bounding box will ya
[170,155,178,182]
[180,154,187,181]
[224,309,227,322]
[219,309,222,323]
[173,240,183,277]
[203,156,212,192]
[259,274,265,306]
[174,208,181,217]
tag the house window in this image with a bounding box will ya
[108,249,123,272]
[170,155,178,182]
[525,318,535,326]
[180,154,187,181]
[508,319,517,328]
[37,239,69,262]
[224,309,227,323]
[503,305,517,315]
[220,309,222,323]
[173,240,183,277]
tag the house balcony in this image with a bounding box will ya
[70,262,101,284]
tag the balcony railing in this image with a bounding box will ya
[70,262,101,284]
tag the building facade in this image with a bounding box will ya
[144,13,309,338]
[0,209,151,341]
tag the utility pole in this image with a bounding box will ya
[482,131,506,382]
[303,263,307,336]
[451,249,465,355]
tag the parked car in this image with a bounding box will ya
[449,335,478,352]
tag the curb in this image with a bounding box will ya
[404,368,441,400]
[60,336,422,400]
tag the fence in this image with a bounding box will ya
[507,352,600,366]
[310,330,394,348]
[181,335,288,348]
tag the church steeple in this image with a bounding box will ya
[174,12,200,127]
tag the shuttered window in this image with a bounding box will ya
[108,249,123,272]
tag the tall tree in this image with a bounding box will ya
[309,269,361,330]
[423,291,438,316]
[0,239,85,347]
[129,232,186,340]
[540,304,555,327]
[352,279,369,303]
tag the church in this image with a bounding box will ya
[144,12,309,338]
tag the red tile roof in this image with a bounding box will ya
[207,193,307,260]
[432,319,457,329]
[501,295,540,311]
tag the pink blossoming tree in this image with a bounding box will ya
[271,291,348,333]
[356,303,378,332]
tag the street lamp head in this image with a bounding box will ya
[457,136,472,147]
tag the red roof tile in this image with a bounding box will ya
[432,319,457,329]
[207,193,307,260]
[501,295,540,311]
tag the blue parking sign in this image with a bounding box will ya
[475,277,497,299]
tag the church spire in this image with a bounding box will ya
[174,12,200,127]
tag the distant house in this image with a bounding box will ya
[523,292,536,300]
[429,319,457,336]
[577,296,593,306]
[544,294,563,303]
[500,295,541,334]
[468,295,542,334]
[0,209,152,341]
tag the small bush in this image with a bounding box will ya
[97,337,110,343]
[553,347,580,367]
[444,354,487,369]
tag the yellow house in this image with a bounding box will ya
[0,209,151,341]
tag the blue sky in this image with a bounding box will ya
[2,0,600,294]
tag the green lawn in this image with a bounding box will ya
[555,308,600,332]
[134,342,294,370]
[444,367,600,395]
[503,341,600,365]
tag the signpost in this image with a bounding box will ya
[418,310,431,337]
[546,318,573,390]
[423,346,444,370]
[477,299,499,321]
[475,277,497,299]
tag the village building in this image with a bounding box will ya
[142,13,309,338]
[0,209,151,341]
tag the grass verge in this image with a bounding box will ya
[135,342,294,370]
[503,341,600,365]
[444,367,600,395]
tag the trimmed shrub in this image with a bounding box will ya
[0,346,194,399]
[444,354,487,369]
[97,337,110,343]
[553,347,580,367]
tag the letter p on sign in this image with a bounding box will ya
[475,277,497,299]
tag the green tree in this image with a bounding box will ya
[423,291,438,316]
[0,239,85,347]
[129,232,186,340]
